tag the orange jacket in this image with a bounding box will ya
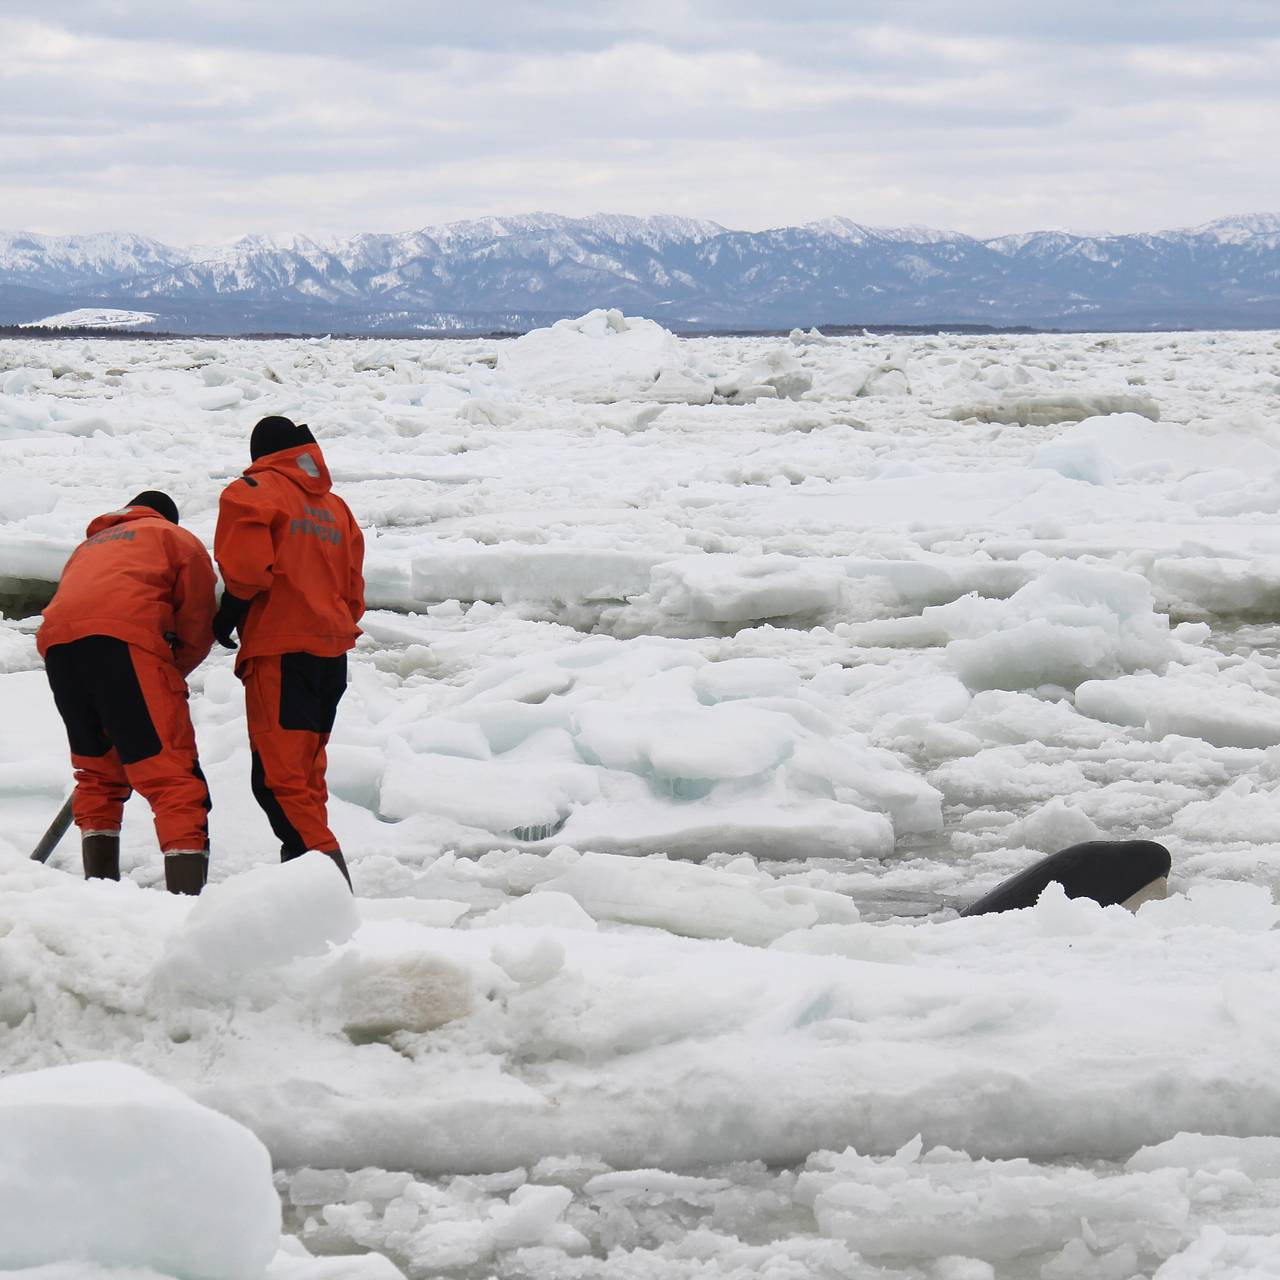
[214,442,364,665]
[37,507,217,677]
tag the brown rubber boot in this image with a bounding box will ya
[325,850,353,892]
[82,831,121,881]
[164,850,208,896]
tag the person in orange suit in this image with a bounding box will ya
[38,491,216,894]
[213,417,364,888]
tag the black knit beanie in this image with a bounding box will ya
[127,490,180,525]
[250,415,315,461]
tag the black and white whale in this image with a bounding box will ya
[960,839,1172,917]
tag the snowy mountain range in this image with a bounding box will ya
[2,212,1278,333]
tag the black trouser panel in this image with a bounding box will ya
[278,652,347,732]
[45,636,162,763]
[193,758,212,812]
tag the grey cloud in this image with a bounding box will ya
[703,0,1278,44]
[2,4,1277,242]
[11,0,617,58]
[22,0,1279,57]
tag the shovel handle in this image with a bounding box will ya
[31,796,75,864]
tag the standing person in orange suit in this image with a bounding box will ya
[38,491,216,894]
[213,416,364,889]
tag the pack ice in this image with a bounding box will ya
[3,317,1280,1278]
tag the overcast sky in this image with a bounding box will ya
[4,1,1278,243]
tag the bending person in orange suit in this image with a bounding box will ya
[38,491,216,893]
[213,416,364,888]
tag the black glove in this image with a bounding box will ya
[212,591,252,650]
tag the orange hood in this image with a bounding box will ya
[84,506,173,539]
[243,443,333,497]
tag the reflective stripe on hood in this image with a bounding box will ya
[242,444,332,497]
[84,506,171,539]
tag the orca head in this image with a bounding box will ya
[961,839,1172,917]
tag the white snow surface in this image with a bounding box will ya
[5,318,1280,1277]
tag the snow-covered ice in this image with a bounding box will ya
[0,1062,279,1277]
[20,308,158,330]
[5,318,1280,1277]
[161,851,360,998]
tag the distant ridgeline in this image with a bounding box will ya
[1,213,1278,335]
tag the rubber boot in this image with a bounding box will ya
[82,830,120,881]
[164,850,208,896]
[325,850,353,892]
